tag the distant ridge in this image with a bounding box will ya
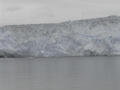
[1,15,120,27]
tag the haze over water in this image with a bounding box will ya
[0,0,120,26]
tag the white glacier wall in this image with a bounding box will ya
[0,16,120,57]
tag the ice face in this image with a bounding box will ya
[0,16,120,57]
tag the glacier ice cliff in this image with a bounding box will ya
[0,15,120,57]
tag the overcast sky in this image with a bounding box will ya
[0,0,120,25]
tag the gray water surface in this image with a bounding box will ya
[0,56,120,90]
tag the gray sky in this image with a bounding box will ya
[0,0,120,25]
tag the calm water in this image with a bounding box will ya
[0,56,120,90]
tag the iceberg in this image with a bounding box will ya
[0,15,120,57]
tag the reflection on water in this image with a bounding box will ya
[0,56,120,90]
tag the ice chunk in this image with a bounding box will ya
[0,16,120,57]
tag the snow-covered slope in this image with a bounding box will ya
[0,15,120,57]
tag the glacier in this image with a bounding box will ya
[0,15,120,57]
